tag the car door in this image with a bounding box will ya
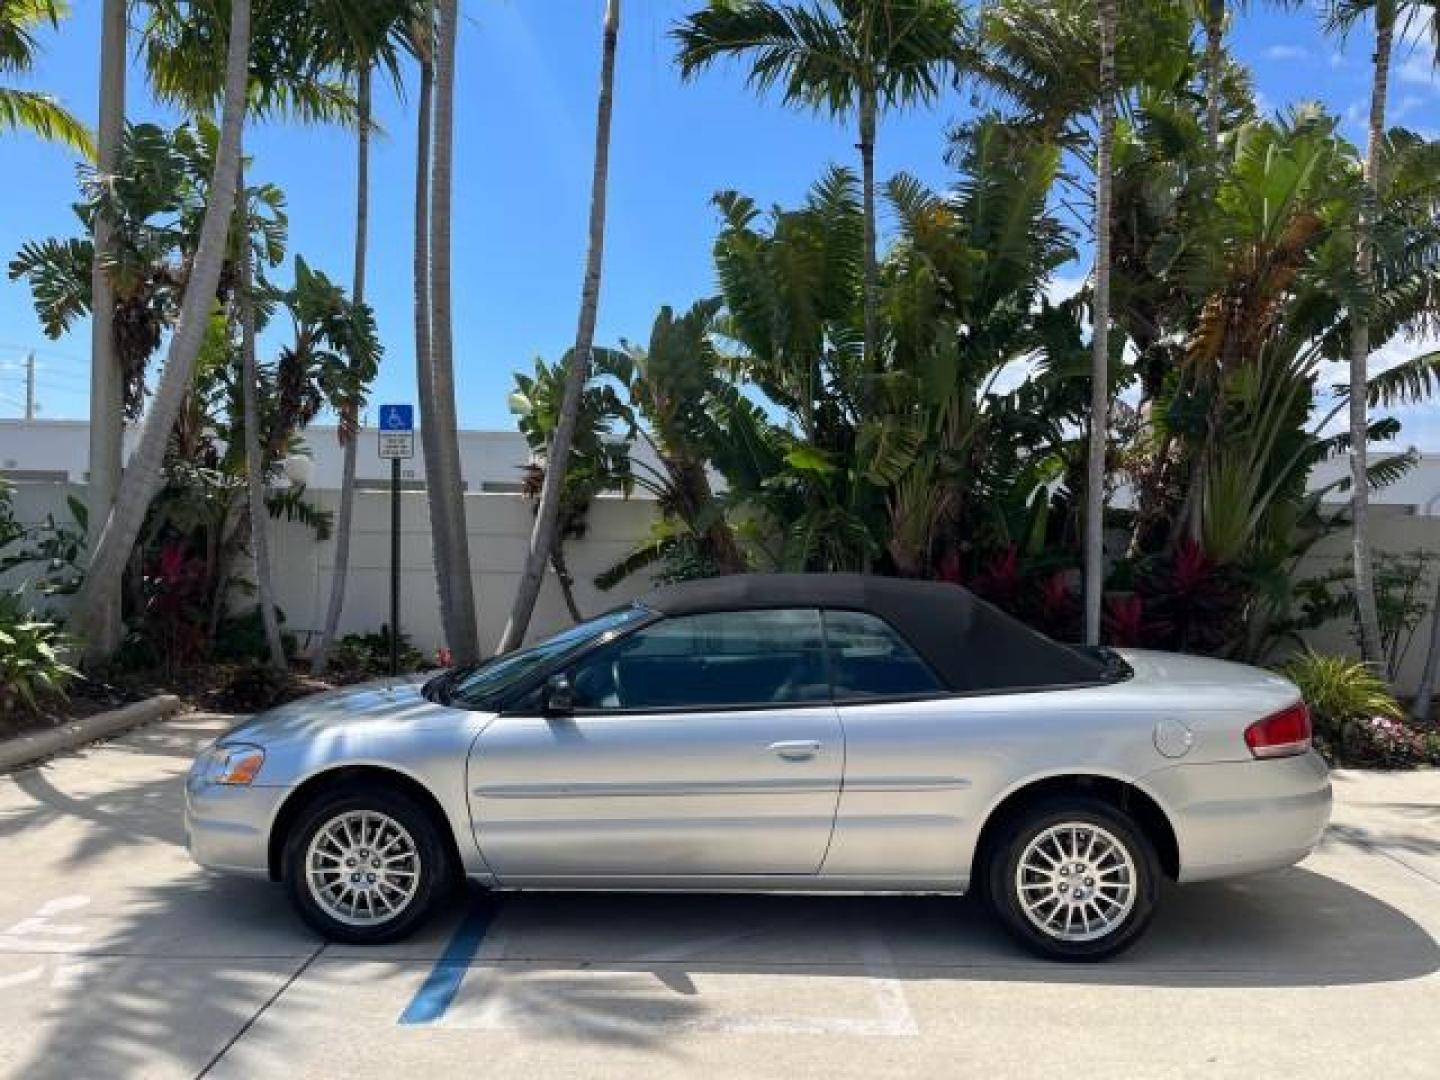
[815,609,976,884]
[467,608,845,881]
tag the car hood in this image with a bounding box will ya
[220,674,449,746]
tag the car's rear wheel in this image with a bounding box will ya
[282,785,451,944]
[985,797,1159,961]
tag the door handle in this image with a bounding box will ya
[768,740,821,761]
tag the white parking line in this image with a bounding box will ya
[0,895,93,991]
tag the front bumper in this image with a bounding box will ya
[184,774,291,878]
[1143,750,1332,883]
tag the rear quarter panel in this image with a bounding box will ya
[823,653,1302,887]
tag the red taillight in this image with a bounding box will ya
[1245,701,1312,759]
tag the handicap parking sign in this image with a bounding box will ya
[381,404,414,432]
[378,403,415,459]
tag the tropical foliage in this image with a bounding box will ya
[0,586,77,717]
[0,0,91,153]
[503,3,1440,703]
[9,120,379,671]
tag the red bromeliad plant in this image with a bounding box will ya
[970,546,1023,612]
[1028,570,1079,642]
[143,541,209,676]
[1136,540,1244,654]
[1102,594,1150,648]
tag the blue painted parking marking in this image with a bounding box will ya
[397,900,499,1025]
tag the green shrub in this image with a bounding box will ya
[219,663,295,712]
[213,607,297,664]
[1275,651,1416,766]
[329,625,425,680]
[0,590,79,715]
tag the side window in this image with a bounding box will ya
[823,610,942,700]
[568,609,828,710]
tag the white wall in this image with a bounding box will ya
[1288,506,1440,696]
[1,479,658,655]
[8,477,1440,693]
[268,489,658,655]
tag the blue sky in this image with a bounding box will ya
[1,1,1438,444]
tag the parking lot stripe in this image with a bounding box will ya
[397,899,499,1025]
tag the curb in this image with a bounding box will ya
[0,694,185,774]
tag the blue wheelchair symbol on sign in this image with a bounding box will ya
[381,404,413,432]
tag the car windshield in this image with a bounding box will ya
[427,604,652,708]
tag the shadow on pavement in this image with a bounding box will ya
[5,861,1437,1073]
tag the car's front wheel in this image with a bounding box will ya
[986,797,1159,961]
[282,785,451,944]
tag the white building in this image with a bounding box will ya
[7,418,1440,514]
[0,418,659,497]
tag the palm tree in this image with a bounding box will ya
[673,0,967,369]
[498,0,621,654]
[312,0,417,675]
[1084,0,1117,645]
[424,0,481,663]
[309,62,372,674]
[0,0,93,153]
[234,155,286,669]
[408,8,457,661]
[72,0,251,662]
[85,0,127,659]
[1198,2,1301,149]
[1327,0,1417,674]
[143,1,356,671]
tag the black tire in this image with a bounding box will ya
[985,796,1159,962]
[282,784,452,945]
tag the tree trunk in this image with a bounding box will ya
[1204,0,1224,151]
[858,86,879,370]
[86,0,127,659]
[74,0,250,665]
[1350,4,1392,674]
[1084,0,1117,646]
[411,36,458,661]
[427,0,480,662]
[499,0,620,653]
[312,65,371,675]
[236,156,286,671]
[1411,569,1440,725]
[551,547,584,623]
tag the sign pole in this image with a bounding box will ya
[377,403,414,678]
[390,455,401,678]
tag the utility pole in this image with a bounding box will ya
[24,352,36,420]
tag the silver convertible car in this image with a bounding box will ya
[186,574,1332,961]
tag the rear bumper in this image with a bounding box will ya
[184,777,289,878]
[1142,750,1332,883]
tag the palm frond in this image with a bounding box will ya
[1366,350,1440,407]
[0,86,93,155]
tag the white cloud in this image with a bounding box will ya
[1397,50,1437,89]
[1044,273,1086,305]
[1329,51,1348,70]
[1394,94,1426,120]
[1263,45,1309,61]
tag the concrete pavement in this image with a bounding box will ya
[0,713,1437,1079]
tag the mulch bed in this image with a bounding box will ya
[0,663,370,742]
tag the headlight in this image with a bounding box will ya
[196,744,266,786]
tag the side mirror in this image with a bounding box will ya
[543,672,575,715]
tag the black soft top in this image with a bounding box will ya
[639,573,1108,694]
